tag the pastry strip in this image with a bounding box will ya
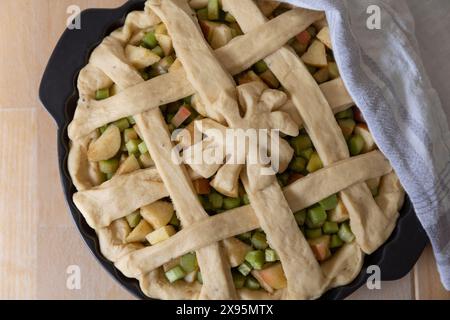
[116,150,390,285]
[74,168,168,229]
[225,0,394,254]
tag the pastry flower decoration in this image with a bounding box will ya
[181,81,299,197]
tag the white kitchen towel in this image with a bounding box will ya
[283,0,450,289]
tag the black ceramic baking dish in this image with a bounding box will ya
[39,0,428,300]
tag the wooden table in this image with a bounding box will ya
[0,0,448,300]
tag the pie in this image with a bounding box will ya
[68,0,405,300]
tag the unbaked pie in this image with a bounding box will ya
[68,0,405,300]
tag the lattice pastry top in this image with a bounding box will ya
[68,0,405,300]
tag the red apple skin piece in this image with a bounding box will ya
[255,263,287,290]
[308,235,331,262]
[171,105,192,128]
[199,20,219,41]
[193,178,211,195]
[353,107,366,123]
[296,30,311,46]
[288,173,304,185]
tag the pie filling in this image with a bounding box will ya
[83,1,381,293]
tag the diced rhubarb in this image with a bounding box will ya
[171,105,192,128]
[193,178,211,195]
[296,30,311,46]
[353,107,366,123]
[287,173,304,185]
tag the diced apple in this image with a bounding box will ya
[252,263,287,290]
[125,45,161,69]
[193,178,211,195]
[139,153,155,168]
[146,225,177,245]
[337,118,356,140]
[301,40,327,67]
[141,201,175,229]
[296,30,311,46]
[354,123,376,153]
[210,24,233,49]
[116,154,141,175]
[126,219,154,243]
[237,70,263,85]
[168,59,183,73]
[328,200,349,223]
[199,20,221,42]
[88,125,121,162]
[155,34,173,56]
[155,23,168,35]
[317,26,332,49]
[251,270,274,293]
[260,69,280,88]
[222,237,252,268]
[189,0,208,9]
[308,235,331,262]
[184,271,198,283]
[171,105,192,128]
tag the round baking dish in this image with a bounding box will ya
[39,0,428,300]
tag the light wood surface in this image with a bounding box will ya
[0,0,448,300]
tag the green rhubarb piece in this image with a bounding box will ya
[197,8,208,20]
[142,31,158,49]
[126,139,141,155]
[95,88,109,100]
[207,0,220,20]
[338,118,356,140]
[335,108,354,119]
[165,266,186,283]
[238,261,252,276]
[127,116,136,125]
[245,276,261,290]
[208,192,223,209]
[237,232,252,242]
[158,56,175,71]
[330,234,343,248]
[223,197,241,210]
[294,210,306,226]
[140,70,149,81]
[197,271,203,284]
[242,194,250,205]
[306,205,327,228]
[338,222,355,243]
[319,194,338,210]
[126,211,141,228]
[169,214,180,227]
[323,221,339,234]
[313,68,329,84]
[184,95,193,105]
[123,128,138,143]
[328,62,340,79]
[299,147,314,160]
[138,141,148,154]
[251,232,268,250]
[349,134,365,156]
[106,173,114,180]
[289,157,306,173]
[199,195,213,211]
[232,272,246,289]
[245,250,265,270]
[305,228,322,239]
[151,46,164,57]
[99,159,119,174]
[253,60,268,74]
[306,152,323,173]
[290,134,313,156]
[112,118,130,132]
[307,26,317,37]
[224,12,236,23]
[277,172,290,187]
[265,249,279,262]
[180,253,198,273]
